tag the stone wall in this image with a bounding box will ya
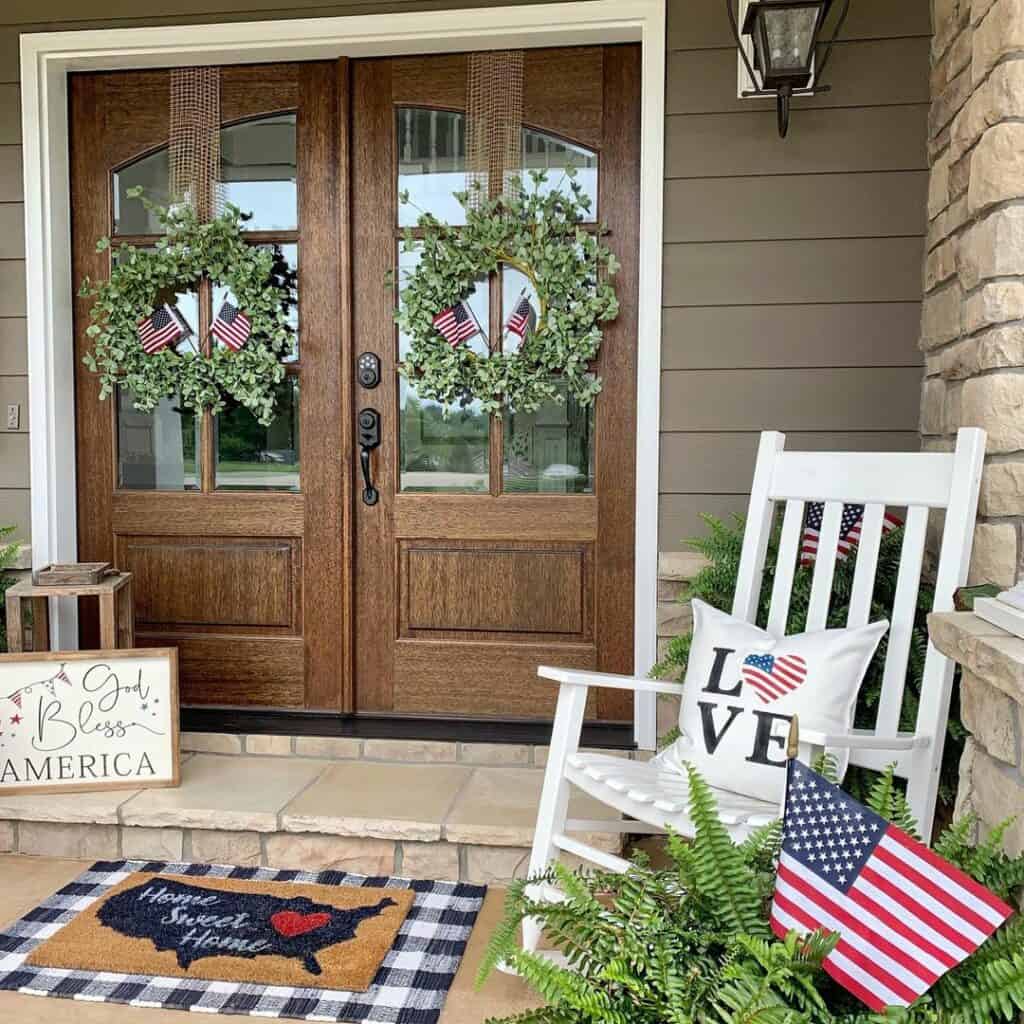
[922,0,1024,587]
[930,612,1024,854]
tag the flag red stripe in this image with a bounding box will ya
[831,938,921,1005]
[742,668,791,698]
[773,662,806,684]
[884,826,1013,921]
[845,881,958,970]
[872,840,994,939]
[772,890,922,1003]
[777,864,938,986]
[857,864,975,955]
[822,957,889,1013]
[742,676,785,702]
[746,668,794,694]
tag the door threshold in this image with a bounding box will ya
[180,707,635,750]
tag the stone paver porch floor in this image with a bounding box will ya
[0,854,541,1024]
[0,749,624,883]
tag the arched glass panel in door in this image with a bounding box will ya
[110,113,300,492]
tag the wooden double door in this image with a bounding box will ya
[70,47,639,723]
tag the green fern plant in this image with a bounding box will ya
[652,514,964,810]
[0,525,19,652]
[479,765,1024,1024]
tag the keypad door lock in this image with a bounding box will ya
[357,352,381,389]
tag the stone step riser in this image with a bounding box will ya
[182,733,639,768]
[0,821,535,886]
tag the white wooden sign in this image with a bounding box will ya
[0,648,179,794]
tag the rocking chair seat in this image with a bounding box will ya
[566,751,779,840]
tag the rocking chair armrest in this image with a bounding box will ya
[799,728,931,752]
[537,665,684,696]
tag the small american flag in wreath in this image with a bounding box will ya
[137,303,191,355]
[210,299,253,351]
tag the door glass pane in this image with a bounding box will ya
[397,244,489,492]
[215,377,299,491]
[522,128,598,218]
[114,149,171,235]
[504,380,594,494]
[117,390,199,490]
[213,242,299,362]
[397,108,467,227]
[220,114,298,231]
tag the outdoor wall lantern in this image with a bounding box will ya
[727,0,850,138]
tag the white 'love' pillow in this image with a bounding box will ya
[658,599,889,805]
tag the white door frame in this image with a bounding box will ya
[20,0,666,747]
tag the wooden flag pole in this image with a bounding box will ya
[786,714,800,761]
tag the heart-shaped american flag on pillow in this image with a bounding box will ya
[741,652,808,704]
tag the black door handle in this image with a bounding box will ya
[357,408,381,506]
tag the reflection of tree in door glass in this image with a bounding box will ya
[503,380,594,494]
[399,385,489,493]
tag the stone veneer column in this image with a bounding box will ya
[922,0,1024,587]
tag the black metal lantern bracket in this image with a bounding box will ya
[727,0,851,138]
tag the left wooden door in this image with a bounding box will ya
[70,63,351,710]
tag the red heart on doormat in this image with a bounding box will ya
[270,910,332,938]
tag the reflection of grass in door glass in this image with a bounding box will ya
[400,390,488,493]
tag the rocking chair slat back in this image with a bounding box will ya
[875,504,930,736]
[731,429,986,836]
[806,500,844,631]
[766,499,804,636]
[846,502,886,628]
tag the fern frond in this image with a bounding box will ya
[932,950,1024,1023]
[684,763,768,937]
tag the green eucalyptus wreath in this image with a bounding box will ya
[79,190,296,427]
[395,169,620,415]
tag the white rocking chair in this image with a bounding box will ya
[524,429,986,953]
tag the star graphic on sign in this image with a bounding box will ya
[9,714,20,725]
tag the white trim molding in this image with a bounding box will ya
[20,0,666,745]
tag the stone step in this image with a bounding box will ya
[180,731,635,768]
[0,752,625,885]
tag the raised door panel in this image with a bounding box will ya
[402,541,590,637]
[392,641,598,718]
[135,635,305,708]
[117,536,300,630]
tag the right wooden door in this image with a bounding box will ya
[351,46,641,722]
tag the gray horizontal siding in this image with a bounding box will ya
[661,368,923,432]
[664,171,929,243]
[660,431,922,495]
[0,318,25,374]
[666,37,930,116]
[667,0,931,50]
[663,237,926,307]
[662,304,923,370]
[667,105,928,179]
[662,0,928,554]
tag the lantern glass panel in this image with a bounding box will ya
[756,6,821,80]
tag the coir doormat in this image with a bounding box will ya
[0,860,487,1022]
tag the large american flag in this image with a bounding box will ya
[800,502,902,567]
[137,303,191,355]
[771,760,1013,1012]
[210,299,252,352]
[432,301,478,346]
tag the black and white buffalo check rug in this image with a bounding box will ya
[0,859,486,1022]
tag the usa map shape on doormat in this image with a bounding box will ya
[98,877,399,975]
